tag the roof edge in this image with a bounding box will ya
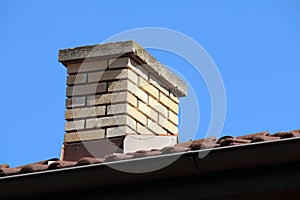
[1,137,300,199]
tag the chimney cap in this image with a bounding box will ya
[58,40,187,97]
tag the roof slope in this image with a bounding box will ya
[1,129,299,177]
[1,128,300,199]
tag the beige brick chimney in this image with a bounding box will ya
[58,40,187,161]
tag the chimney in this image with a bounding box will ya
[58,40,187,161]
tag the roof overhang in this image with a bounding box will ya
[1,137,300,199]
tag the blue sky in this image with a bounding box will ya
[0,0,299,167]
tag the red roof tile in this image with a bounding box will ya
[0,167,21,177]
[19,164,49,174]
[0,128,299,178]
[48,161,77,170]
[75,157,105,166]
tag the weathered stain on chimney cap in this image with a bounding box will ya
[58,40,187,97]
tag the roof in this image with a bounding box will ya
[1,128,300,199]
[1,128,299,177]
[58,40,187,97]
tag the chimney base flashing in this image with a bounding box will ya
[63,135,178,162]
[63,137,124,162]
[124,135,177,154]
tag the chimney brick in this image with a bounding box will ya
[65,129,105,143]
[65,106,105,120]
[159,92,179,114]
[66,96,86,109]
[139,77,160,99]
[65,120,85,132]
[67,73,87,85]
[85,115,136,130]
[158,115,178,135]
[59,40,187,159]
[148,95,168,117]
[169,110,179,126]
[66,82,106,97]
[106,126,137,138]
[87,91,138,107]
[147,119,168,135]
[137,100,158,122]
[67,60,108,74]
[136,123,155,135]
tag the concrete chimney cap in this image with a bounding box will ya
[58,40,187,97]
